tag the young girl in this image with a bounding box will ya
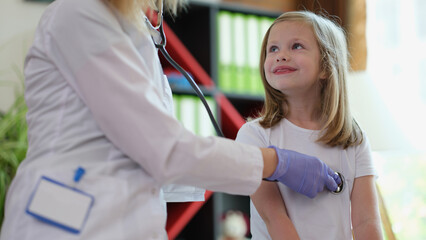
[236,11,383,239]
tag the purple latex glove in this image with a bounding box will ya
[265,146,341,198]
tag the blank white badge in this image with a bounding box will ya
[26,176,94,234]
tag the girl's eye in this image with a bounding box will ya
[292,43,303,50]
[269,46,279,52]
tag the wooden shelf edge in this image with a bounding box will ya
[217,93,245,139]
[166,191,214,239]
[163,23,214,88]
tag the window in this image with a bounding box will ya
[367,1,426,239]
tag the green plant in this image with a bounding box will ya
[0,66,28,229]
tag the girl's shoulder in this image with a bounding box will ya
[240,117,269,134]
[236,118,270,147]
[239,118,259,131]
[243,117,262,126]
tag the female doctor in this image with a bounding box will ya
[0,0,340,239]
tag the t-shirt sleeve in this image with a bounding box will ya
[235,120,269,147]
[355,134,378,178]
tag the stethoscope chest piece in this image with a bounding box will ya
[332,172,345,194]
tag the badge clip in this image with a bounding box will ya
[26,166,94,234]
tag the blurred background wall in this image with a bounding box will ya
[0,0,46,112]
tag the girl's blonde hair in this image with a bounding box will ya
[258,11,362,148]
[107,0,182,25]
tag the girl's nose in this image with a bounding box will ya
[276,57,287,62]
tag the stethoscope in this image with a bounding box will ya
[333,172,344,194]
[144,0,224,138]
[144,1,344,194]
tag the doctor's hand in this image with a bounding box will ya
[264,145,340,198]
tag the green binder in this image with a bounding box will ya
[217,11,234,93]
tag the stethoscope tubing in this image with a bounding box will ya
[158,45,224,137]
[145,9,224,137]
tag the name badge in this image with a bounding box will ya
[26,167,94,234]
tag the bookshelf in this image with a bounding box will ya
[160,22,246,240]
[165,0,281,121]
[161,2,282,239]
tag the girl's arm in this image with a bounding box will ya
[251,181,300,240]
[351,175,384,239]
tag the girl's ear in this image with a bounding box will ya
[319,68,328,80]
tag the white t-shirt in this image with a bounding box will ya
[236,118,377,240]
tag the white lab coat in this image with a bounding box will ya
[0,0,263,239]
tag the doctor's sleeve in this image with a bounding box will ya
[42,0,263,195]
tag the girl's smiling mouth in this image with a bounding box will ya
[273,66,297,74]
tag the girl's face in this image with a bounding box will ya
[264,21,326,98]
